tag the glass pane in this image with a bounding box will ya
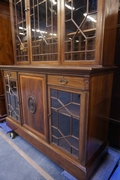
[89,0,97,13]
[87,38,95,50]
[87,51,95,60]
[73,93,80,103]
[64,0,97,61]
[81,14,97,31]
[51,98,62,109]
[51,89,57,97]
[72,118,79,137]
[58,91,71,104]
[58,114,70,136]
[50,89,80,158]
[13,0,28,62]
[30,0,58,62]
[72,52,85,60]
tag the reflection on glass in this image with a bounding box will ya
[64,0,97,61]
[30,0,58,62]
[50,89,80,158]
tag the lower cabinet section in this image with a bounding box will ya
[2,67,113,180]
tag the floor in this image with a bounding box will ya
[0,122,120,180]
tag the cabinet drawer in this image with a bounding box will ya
[4,71,17,79]
[48,75,88,90]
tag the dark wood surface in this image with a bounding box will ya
[102,0,118,66]
[0,94,6,117]
[0,64,116,77]
[0,2,13,117]
[108,9,120,148]
[0,3,13,65]
[87,73,113,162]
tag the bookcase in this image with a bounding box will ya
[0,0,118,179]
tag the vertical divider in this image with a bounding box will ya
[26,0,32,64]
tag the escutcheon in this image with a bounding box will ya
[28,96,36,114]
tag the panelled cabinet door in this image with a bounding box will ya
[19,74,47,139]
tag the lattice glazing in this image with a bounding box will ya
[30,0,58,61]
[5,80,20,122]
[13,0,28,62]
[50,89,80,158]
[64,0,97,61]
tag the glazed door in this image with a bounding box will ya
[4,71,20,122]
[61,0,98,65]
[11,0,60,64]
[20,73,47,139]
[48,85,88,163]
[29,0,60,64]
[10,0,30,64]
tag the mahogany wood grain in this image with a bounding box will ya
[48,75,87,90]
[102,0,118,66]
[0,2,13,117]
[87,73,113,162]
[4,71,17,79]
[0,3,13,65]
[19,73,47,139]
[108,8,120,147]
[0,95,6,116]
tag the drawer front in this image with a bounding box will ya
[48,75,88,90]
[4,71,17,79]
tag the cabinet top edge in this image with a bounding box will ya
[0,65,116,76]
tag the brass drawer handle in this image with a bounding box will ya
[59,78,68,85]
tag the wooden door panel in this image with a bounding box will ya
[20,74,46,137]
